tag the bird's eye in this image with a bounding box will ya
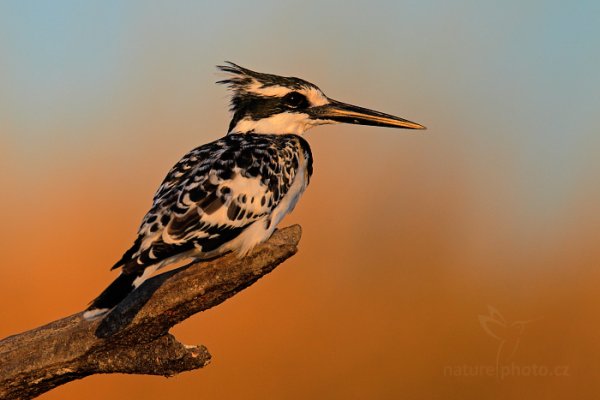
[282,91,309,109]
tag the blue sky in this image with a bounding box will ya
[1,0,599,232]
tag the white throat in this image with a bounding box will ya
[231,112,321,135]
[230,112,334,135]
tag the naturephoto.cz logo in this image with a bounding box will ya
[443,306,570,380]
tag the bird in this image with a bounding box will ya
[83,62,425,320]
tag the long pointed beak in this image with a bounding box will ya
[310,99,426,130]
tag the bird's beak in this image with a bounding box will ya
[310,98,426,130]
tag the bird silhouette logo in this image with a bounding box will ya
[478,306,540,372]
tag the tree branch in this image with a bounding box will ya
[0,225,302,400]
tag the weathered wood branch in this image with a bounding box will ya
[0,225,302,400]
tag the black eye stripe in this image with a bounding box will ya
[282,91,309,109]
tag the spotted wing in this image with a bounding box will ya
[112,134,304,274]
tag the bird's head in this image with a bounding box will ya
[217,62,425,135]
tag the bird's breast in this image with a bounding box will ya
[227,137,312,256]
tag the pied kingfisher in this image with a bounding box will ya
[83,62,425,320]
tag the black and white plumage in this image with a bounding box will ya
[84,63,425,320]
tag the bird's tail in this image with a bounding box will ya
[83,272,139,320]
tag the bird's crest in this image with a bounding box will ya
[217,62,318,99]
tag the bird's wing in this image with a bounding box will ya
[113,134,303,274]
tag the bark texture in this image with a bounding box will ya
[0,225,302,400]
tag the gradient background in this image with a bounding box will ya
[1,1,599,399]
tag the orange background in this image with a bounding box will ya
[1,2,599,399]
